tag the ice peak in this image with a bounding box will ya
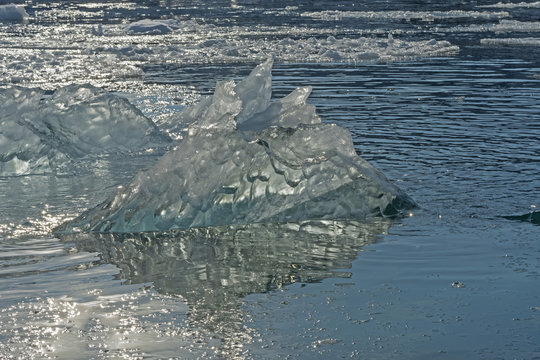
[235,57,273,124]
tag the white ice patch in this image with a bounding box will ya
[450,20,540,33]
[0,14,460,91]
[0,3,28,22]
[300,10,510,22]
[481,37,540,46]
[478,1,540,8]
[57,59,415,233]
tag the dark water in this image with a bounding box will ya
[1,0,539,359]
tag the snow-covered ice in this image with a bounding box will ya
[57,59,415,233]
[0,84,169,176]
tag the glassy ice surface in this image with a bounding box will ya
[57,59,414,233]
[1,1,539,359]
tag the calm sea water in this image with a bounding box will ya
[1,1,539,359]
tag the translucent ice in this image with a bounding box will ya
[165,58,273,137]
[57,60,415,233]
[0,84,169,176]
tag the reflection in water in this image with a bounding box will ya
[61,219,391,358]
[503,211,540,225]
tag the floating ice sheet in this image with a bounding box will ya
[0,9,459,91]
[450,20,540,33]
[57,59,415,233]
[300,10,510,22]
[478,1,540,8]
[481,37,540,46]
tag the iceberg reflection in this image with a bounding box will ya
[60,219,391,356]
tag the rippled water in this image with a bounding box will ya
[1,1,539,359]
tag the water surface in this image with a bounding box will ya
[1,0,539,359]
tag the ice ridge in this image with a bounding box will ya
[57,59,415,233]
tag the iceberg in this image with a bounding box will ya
[57,59,415,233]
[0,84,169,176]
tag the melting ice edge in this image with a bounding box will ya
[46,58,416,233]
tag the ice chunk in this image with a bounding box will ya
[57,61,415,233]
[123,19,179,35]
[0,84,169,176]
[1,87,61,175]
[104,34,459,67]
[21,84,168,157]
[300,10,510,22]
[171,79,242,134]
[0,4,28,22]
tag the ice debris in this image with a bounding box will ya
[478,1,540,8]
[0,4,28,22]
[301,10,510,22]
[103,35,459,66]
[480,38,540,47]
[57,59,415,233]
[0,84,169,176]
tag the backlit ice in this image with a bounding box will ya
[58,59,415,233]
[0,84,169,176]
[1,1,538,358]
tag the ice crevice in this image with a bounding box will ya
[56,58,416,233]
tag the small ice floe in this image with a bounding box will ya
[0,3,29,22]
[123,19,180,35]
